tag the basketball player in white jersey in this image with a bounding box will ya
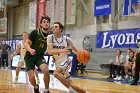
[47,22,86,93]
[11,32,40,83]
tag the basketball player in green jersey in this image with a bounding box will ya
[24,16,51,93]
[47,22,86,93]
[11,32,40,84]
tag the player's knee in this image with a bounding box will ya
[42,68,49,74]
[53,71,59,78]
[40,64,49,72]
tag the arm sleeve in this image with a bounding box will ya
[28,30,37,42]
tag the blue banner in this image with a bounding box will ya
[94,0,111,16]
[123,0,138,16]
[96,28,140,48]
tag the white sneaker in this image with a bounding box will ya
[69,89,76,93]
[1,67,4,70]
[125,75,129,79]
[114,76,119,80]
[5,67,8,70]
[37,79,40,84]
[14,77,18,83]
[118,76,122,80]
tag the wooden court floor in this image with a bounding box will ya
[0,69,140,93]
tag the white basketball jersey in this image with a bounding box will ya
[50,34,71,63]
[20,40,26,58]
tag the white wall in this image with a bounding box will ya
[118,20,140,29]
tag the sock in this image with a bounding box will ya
[34,84,38,89]
[68,87,73,91]
[44,89,49,92]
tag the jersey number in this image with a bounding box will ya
[39,43,44,48]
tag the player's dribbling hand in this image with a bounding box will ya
[29,49,36,55]
[59,48,70,54]
[64,48,71,54]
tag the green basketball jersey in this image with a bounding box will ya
[26,28,51,56]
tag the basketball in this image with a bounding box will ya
[77,49,90,63]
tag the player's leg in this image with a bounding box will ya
[64,65,86,93]
[37,58,50,93]
[27,70,40,93]
[53,67,70,88]
[34,67,40,84]
[67,78,86,93]
[27,70,36,85]
[54,60,79,93]
[25,56,40,93]
[16,61,24,78]
[53,59,73,89]
[14,61,24,82]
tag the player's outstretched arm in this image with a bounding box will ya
[24,39,36,55]
[11,42,21,58]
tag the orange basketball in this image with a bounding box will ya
[77,50,90,63]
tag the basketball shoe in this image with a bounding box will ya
[130,81,137,85]
[14,77,18,83]
[34,84,40,93]
[69,89,76,93]
[44,91,50,93]
[37,79,40,84]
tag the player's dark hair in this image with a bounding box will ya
[54,22,63,32]
[40,15,51,24]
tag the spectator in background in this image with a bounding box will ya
[124,51,135,79]
[1,41,11,69]
[108,49,125,80]
[124,48,132,78]
[125,48,132,64]
[114,49,125,80]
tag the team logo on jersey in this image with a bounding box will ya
[53,46,65,49]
